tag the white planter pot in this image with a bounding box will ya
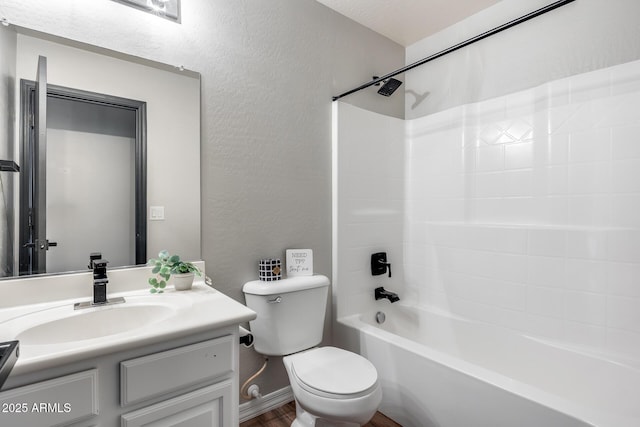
[172,272,195,291]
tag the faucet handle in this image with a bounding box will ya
[92,260,109,279]
[371,252,392,277]
[382,260,392,278]
[88,252,102,269]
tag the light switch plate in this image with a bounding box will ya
[150,206,165,221]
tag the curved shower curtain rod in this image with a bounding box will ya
[331,0,577,102]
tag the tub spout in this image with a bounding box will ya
[375,287,400,303]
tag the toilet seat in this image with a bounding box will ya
[288,347,378,399]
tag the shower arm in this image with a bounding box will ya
[331,0,576,102]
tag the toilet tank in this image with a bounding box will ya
[243,275,330,356]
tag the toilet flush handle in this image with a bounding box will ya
[268,296,282,304]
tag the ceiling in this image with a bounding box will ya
[316,0,502,47]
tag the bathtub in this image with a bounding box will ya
[338,303,640,427]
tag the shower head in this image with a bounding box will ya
[377,78,403,97]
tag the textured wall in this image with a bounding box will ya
[0,0,404,400]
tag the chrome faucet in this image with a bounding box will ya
[74,253,125,310]
[375,286,400,303]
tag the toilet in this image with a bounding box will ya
[243,275,382,427]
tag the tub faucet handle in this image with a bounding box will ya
[379,259,392,278]
[371,252,391,278]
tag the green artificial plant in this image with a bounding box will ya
[148,250,202,293]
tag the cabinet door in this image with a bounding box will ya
[0,369,98,427]
[121,381,232,427]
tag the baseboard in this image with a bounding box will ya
[238,385,294,423]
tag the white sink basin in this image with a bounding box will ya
[5,294,192,346]
[16,304,175,345]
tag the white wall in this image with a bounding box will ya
[405,0,640,118]
[405,60,640,361]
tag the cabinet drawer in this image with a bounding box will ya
[121,336,233,406]
[121,380,232,427]
[0,369,98,427]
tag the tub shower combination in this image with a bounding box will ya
[333,57,640,427]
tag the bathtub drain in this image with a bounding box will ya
[375,311,386,324]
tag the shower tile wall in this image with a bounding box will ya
[406,59,640,361]
[334,103,405,319]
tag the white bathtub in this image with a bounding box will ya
[338,304,640,427]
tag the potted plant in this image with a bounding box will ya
[148,250,202,292]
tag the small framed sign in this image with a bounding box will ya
[286,249,313,276]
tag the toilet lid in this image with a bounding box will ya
[291,347,378,395]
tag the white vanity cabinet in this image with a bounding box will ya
[0,327,240,427]
[0,266,256,427]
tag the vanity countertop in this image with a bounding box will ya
[0,281,256,376]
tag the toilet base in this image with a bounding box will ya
[291,399,361,427]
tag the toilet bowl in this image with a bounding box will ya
[243,275,382,426]
[283,347,382,427]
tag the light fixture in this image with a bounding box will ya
[149,0,169,13]
[110,0,180,22]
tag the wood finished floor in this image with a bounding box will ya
[240,401,401,427]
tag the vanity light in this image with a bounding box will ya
[149,0,169,13]
[110,0,180,22]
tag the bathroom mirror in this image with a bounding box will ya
[0,25,201,279]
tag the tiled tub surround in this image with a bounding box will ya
[335,58,640,363]
[405,59,640,362]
